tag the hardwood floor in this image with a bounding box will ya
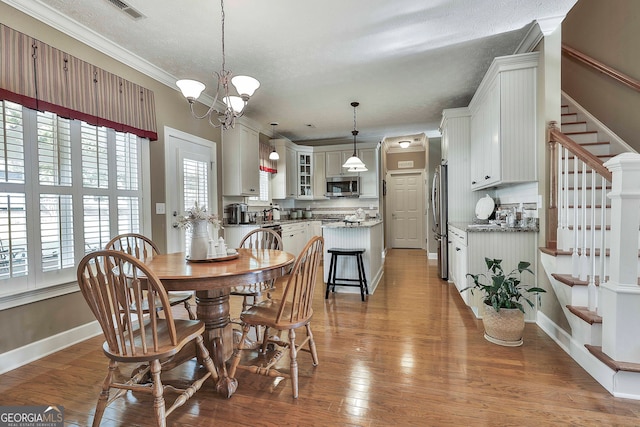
[2,248,640,426]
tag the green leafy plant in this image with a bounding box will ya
[462,258,546,313]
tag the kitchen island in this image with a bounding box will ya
[322,219,384,295]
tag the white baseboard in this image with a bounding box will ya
[427,252,437,260]
[0,321,102,375]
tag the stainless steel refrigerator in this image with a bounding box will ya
[431,162,448,280]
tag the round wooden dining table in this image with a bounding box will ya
[141,248,295,398]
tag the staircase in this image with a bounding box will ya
[539,93,640,399]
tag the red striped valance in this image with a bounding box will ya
[0,23,158,140]
[259,140,277,174]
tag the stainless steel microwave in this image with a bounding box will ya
[325,176,360,197]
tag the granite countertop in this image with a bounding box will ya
[322,219,383,228]
[449,221,539,233]
[223,219,319,227]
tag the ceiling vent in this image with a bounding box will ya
[105,0,146,20]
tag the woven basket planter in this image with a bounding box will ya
[482,304,525,347]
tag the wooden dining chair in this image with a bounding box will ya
[229,236,324,398]
[105,233,196,320]
[77,250,218,427]
[230,228,284,313]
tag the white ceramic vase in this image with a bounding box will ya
[189,220,210,260]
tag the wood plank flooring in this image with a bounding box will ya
[2,249,640,426]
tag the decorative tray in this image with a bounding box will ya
[186,253,239,263]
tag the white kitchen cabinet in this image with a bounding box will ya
[271,140,297,199]
[313,152,327,199]
[448,225,469,306]
[310,220,322,237]
[325,150,356,177]
[285,147,297,198]
[441,108,479,222]
[281,222,308,257]
[358,148,378,198]
[297,150,313,199]
[468,52,538,191]
[222,124,259,196]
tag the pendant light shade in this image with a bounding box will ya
[342,101,366,170]
[269,122,280,160]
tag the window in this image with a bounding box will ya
[249,170,269,203]
[0,100,145,297]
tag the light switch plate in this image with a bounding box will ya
[156,203,166,214]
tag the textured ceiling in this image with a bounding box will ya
[9,0,578,146]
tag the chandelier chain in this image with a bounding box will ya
[221,0,226,74]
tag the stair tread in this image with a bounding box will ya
[566,305,602,324]
[585,345,640,373]
[552,273,603,286]
[552,273,640,286]
[564,130,598,135]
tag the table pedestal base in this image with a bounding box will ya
[196,289,237,398]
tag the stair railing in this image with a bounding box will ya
[548,122,612,310]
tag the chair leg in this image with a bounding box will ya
[228,324,251,379]
[92,361,116,427]
[288,328,299,398]
[150,359,167,427]
[306,323,319,366]
[183,299,197,320]
[194,334,219,381]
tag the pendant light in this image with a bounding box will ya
[342,102,367,171]
[269,122,280,160]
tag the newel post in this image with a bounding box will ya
[600,153,640,363]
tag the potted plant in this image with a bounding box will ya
[463,257,545,347]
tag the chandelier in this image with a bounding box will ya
[176,0,259,130]
[342,101,367,172]
[269,122,280,160]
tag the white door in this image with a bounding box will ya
[165,127,217,254]
[387,172,424,249]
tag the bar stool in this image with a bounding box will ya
[325,248,369,301]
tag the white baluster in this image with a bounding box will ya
[563,147,570,250]
[579,162,588,281]
[588,169,597,311]
[557,145,565,249]
[571,155,580,278]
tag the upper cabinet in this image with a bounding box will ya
[222,123,259,196]
[271,140,296,199]
[313,152,327,200]
[297,149,313,199]
[358,148,378,198]
[325,150,357,177]
[468,52,539,191]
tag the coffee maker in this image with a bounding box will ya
[226,203,249,224]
